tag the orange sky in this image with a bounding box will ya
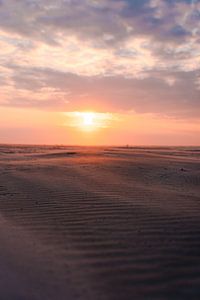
[1,107,200,145]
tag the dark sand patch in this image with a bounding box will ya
[33,151,77,159]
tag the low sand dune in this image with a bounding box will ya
[33,151,77,158]
[0,145,200,299]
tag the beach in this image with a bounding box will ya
[0,144,200,299]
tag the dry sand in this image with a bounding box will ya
[0,144,200,300]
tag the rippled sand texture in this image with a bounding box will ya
[0,145,200,300]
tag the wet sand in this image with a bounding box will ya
[0,144,200,300]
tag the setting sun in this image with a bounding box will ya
[64,111,114,132]
[82,112,95,127]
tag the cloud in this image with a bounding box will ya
[0,0,199,119]
[0,0,199,45]
[0,65,199,119]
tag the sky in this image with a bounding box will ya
[0,0,200,145]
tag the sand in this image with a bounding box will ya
[0,144,200,300]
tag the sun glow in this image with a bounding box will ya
[82,112,95,127]
[64,111,114,131]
